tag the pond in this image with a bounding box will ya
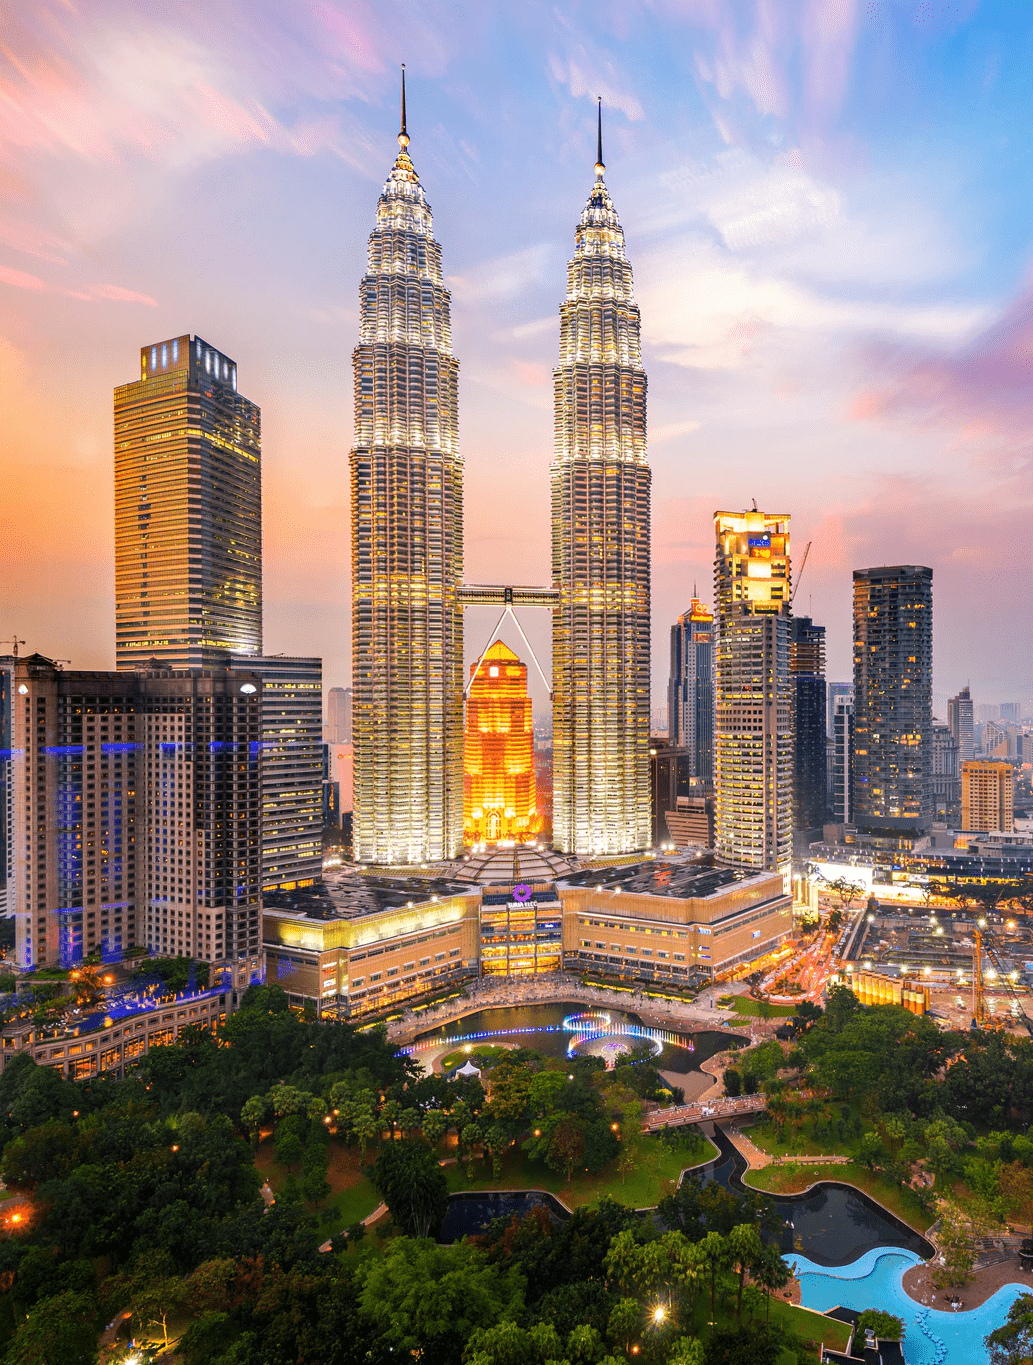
[689,1124,933,1267]
[411,1000,741,1076]
[439,1189,570,1243]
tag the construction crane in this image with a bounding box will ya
[0,637,25,657]
[789,542,812,607]
[972,918,1033,1037]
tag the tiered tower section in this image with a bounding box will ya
[551,114,651,855]
[350,95,463,865]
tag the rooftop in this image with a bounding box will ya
[263,869,474,922]
[559,855,750,899]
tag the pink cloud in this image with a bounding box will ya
[0,264,90,299]
[92,283,157,306]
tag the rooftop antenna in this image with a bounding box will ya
[595,96,605,178]
[398,64,409,149]
[751,497,758,511]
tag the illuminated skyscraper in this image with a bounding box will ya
[114,336,262,669]
[350,76,463,864]
[464,641,541,846]
[852,565,933,837]
[947,685,974,762]
[552,105,651,855]
[668,598,714,783]
[713,511,793,874]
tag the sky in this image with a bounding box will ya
[2,0,1032,719]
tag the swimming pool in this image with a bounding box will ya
[793,1246,1029,1365]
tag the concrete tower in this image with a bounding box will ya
[350,73,464,865]
[551,103,651,855]
[713,510,793,874]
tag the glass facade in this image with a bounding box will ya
[479,886,563,977]
[668,599,714,782]
[114,336,262,670]
[350,110,463,865]
[551,124,651,856]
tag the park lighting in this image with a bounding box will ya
[979,918,987,929]
[653,1305,666,1324]
[533,1129,541,1138]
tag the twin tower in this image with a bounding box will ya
[350,83,651,865]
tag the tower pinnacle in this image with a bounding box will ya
[398,64,409,149]
[594,96,605,178]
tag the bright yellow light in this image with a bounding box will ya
[653,1306,666,1324]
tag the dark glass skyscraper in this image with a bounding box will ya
[668,598,714,783]
[114,336,262,669]
[790,616,827,834]
[852,566,933,837]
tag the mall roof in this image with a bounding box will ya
[559,856,749,899]
[263,868,474,921]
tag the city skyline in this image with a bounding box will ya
[3,4,1032,715]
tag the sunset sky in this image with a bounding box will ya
[2,1,1031,716]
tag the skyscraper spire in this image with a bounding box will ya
[350,98,464,866]
[399,64,409,148]
[595,96,604,177]
[551,118,651,856]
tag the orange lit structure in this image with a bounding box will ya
[464,641,541,846]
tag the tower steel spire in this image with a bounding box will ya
[595,96,604,177]
[399,64,409,147]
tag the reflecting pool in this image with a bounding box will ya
[439,1189,570,1243]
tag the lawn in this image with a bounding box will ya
[717,995,797,1018]
[254,1136,383,1235]
[744,1119,846,1160]
[668,1288,850,1365]
[743,1160,932,1234]
[445,1131,718,1211]
[439,1042,512,1071]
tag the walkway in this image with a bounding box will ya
[718,1120,851,1171]
[641,1093,767,1131]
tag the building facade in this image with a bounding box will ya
[551,116,651,856]
[0,657,13,918]
[262,856,792,1017]
[231,655,322,892]
[463,641,540,847]
[961,760,1014,833]
[713,511,793,874]
[852,566,933,838]
[10,655,262,985]
[326,687,353,745]
[114,336,262,670]
[790,616,827,835]
[350,92,464,866]
[668,598,714,783]
[948,686,974,762]
[932,720,960,822]
[830,690,854,825]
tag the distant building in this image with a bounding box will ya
[10,654,262,989]
[0,657,13,918]
[931,720,960,822]
[948,686,974,762]
[667,598,714,783]
[852,566,933,839]
[713,510,793,874]
[326,686,353,745]
[114,336,262,670]
[650,738,712,849]
[830,691,854,825]
[1000,702,1020,723]
[463,641,540,847]
[962,760,1014,833]
[791,617,827,835]
[231,655,322,893]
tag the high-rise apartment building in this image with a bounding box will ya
[791,617,827,834]
[961,760,1014,833]
[713,511,793,874]
[852,566,933,837]
[114,336,262,670]
[350,82,463,866]
[463,641,540,846]
[0,657,14,917]
[947,685,974,762]
[830,690,854,824]
[552,110,651,856]
[10,655,262,982]
[668,598,714,783]
[326,687,353,745]
[931,721,960,822]
[231,655,322,892]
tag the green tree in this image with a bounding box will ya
[986,1293,1033,1365]
[606,1297,641,1356]
[856,1309,905,1340]
[726,1223,763,1326]
[358,1237,523,1363]
[699,1231,727,1322]
[4,1289,98,1365]
[371,1138,449,1239]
